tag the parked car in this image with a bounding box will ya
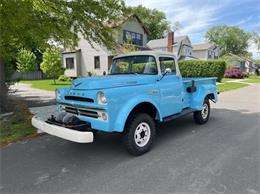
[224,67,244,78]
[32,51,218,155]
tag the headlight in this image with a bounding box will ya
[55,89,62,100]
[97,91,107,105]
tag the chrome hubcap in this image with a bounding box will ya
[201,103,209,119]
[134,122,151,147]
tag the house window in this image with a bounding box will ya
[208,50,212,58]
[123,30,143,46]
[94,56,100,69]
[65,58,74,69]
[214,51,218,59]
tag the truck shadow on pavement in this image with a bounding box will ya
[1,108,259,193]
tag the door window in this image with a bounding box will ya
[159,57,176,74]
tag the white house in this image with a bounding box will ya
[147,32,194,60]
[192,43,220,60]
[224,53,255,73]
[62,14,150,77]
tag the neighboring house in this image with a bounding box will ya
[192,43,220,60]
[147,32,194,60]
[62,14,150,77]
[224,53,255,73]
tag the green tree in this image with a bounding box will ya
[16,49,37,72]
[130,5,170,40]
[0,0,126,112]
[252,26,260,51]
[40,48,64,84]
[205,25,251,56]
[171,21,182,32]
[221,54,240,68]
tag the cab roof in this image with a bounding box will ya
[114,50,176,59]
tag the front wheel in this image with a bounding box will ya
[123,113,156,156]
[193,99,210,124]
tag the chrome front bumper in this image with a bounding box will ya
[32,116,94,143]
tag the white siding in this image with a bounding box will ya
[193,50,207,60]
[77,36,112,76]
[62,16,148,77]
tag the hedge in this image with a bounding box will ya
[179,60,226,82]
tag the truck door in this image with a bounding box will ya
[157,57,183,117]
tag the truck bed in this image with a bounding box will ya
[182,77,217,110]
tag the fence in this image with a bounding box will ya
[11,71,47,80]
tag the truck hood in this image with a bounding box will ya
[70,75,157,90]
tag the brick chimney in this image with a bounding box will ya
[167,31,174,52]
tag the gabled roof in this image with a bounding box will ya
[105,14,150,35]
[115,50,177,59]
[147,38,167,48]
[193,43,216,51]
[147,35,190,48]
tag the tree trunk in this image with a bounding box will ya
[0,57,8,113]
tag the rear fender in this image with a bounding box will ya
[190,84,217,110]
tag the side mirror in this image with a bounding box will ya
[165,68,172,74]
[157,68,172,82]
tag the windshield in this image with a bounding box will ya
[110,55,157,75]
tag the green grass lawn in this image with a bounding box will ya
[21,79,72,91]
[20,76,259,93]
[217,82,249,92]
[221,76,260,84]
[221,78,238,82]
[0,100,37,146]
[244,76,260,83]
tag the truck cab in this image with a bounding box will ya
[32,51,218,155]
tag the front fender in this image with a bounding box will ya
[112,95,162,132]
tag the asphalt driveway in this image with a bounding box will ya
[9,83,55,107]
[1,84,259,193]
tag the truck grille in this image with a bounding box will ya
[78,109,99,118]
[63,106,99,119]
[64,96,94,103]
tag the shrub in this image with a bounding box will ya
[40,48,64,84]
[87,71,96,77]
[224,67,244,79]
[58,75,72,82]
[179,60,226,82]
[16,49,37,72]
[242,72,249,78]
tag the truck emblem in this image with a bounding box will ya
[149,89,159,95]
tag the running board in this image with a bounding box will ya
[163,108,195,122]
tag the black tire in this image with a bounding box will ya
[193,99,210,125]
[123,113,156,156]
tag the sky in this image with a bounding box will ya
[125,0,260,59]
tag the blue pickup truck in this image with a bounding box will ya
[32,51,218,155]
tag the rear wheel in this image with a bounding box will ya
[193,99,210,124]
[123,113,156,156]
